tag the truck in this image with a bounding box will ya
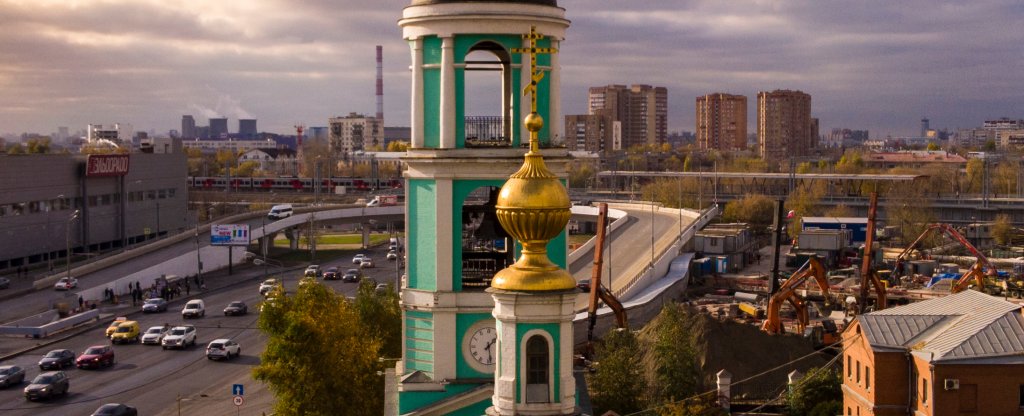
[366,195,398,207]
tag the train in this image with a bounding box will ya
[187,176,403,193]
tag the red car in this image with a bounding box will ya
[76,345,115,369]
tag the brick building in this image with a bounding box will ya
[696,93,747,151]
[841,290,1024,416]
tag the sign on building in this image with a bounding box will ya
[211,224,250,246]
[85,154,130,177]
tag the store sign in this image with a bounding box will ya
[211,224,250,246]
[85,154,130,177]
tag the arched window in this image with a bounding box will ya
[464,41,513,147]
[526,335,549,403]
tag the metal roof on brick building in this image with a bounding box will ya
[857,290,1024,363]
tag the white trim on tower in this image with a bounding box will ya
[440,36,456,149]
[411,38,425,148]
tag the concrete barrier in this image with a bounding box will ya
[567,205,629,265]
[0,309,100,338]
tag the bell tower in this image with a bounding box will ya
[395,1,572,415]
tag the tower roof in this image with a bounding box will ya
[410,0,557,6]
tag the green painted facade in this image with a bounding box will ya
[405,310,435,375]
[515,322,561,403]
[398,383,486,414]
[456,313,495,379]
[408,179,437,291]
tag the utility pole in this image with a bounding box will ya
[66,210,80,280]
[768,200,785,295]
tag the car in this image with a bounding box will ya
[38,349,75,370]
[90,403,139,416]
[110,321,141,344]
[0,276,10,289]
[352,253,367,264]
[223,301,248,316]
[0,365,26,388]
[576,279,591,292]
[389,243,401,253]
[342,268,363,283]
[259,278,280,296]
[387,250,398,260]
[304,264,321,277]
[182,299,206,318]
[259,296,279,313]
[205,339,241,360]
[298,276,318,288]
[162,325,197,350]
[322,267,339,280]
[141,298,168,313]
[105,317,128,338]
[360,258,375,268]
[76,345,115,369]
[375,282,391,294]
[140,325,170,345]
[54,277,77,290]
[23,371,68,401]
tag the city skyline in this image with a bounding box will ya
[1,0,1021,139]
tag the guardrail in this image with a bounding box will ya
[0,309,99,338]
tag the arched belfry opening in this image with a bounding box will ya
[460,185,514,289]
[525,335,551,403]
[464,41,514,148]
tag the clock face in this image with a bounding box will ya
[468,326,497,366]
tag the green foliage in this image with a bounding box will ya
[682,154,693,172]
[992,214,1013,246]
[926,142,940,151]
[721,193,776,230]
[386,140,409,152]
[569,162,596,188]
[353,279,402,359]
[785,367,842,416]
[589,329,645,415]
[254,280,398,415]
[835,150,864,174]
[795,162,813,174]
[648,304,702,405]
[657,395,728,416]
[6,143,25,154]
[26,137,51,154]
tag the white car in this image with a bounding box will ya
[54,277,78,290]
[205,339,241,360]
[259,279,279,296]
[352,254,367,264]
[140,326,170,345]
[386,250,398,260]
[181,299,206,318]
[161,325,197,350]
[304,265,320,277]
[359,258,375,269]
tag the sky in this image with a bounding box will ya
[1,0,1022,139]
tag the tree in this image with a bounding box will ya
[965,158,985,193]
[835,150,864,174]
[6,143,25,154]
[589,329,645,415]
[386,140,409,152]
[26,137,52,154]
[823,204,854,218]
[352,280,402,359]
[253,282,385,415]
[926,142,940,151]
[232,161,261,177]
[721,194,775,230]
[646,304,702,405]
[991,214,1013,246]
[657,395,727,416]
[785,367,842,416]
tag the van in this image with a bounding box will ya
[110,320,141,344]
[267,204,293,220]
[182,299,206,319]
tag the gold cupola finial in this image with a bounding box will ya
[491,26,575,292]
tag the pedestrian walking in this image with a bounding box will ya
[78,295,84,310]
[185,283,190,296]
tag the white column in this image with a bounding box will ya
[411,38,424,148]
[435,180,453,291]
[549,39,562,147]
[433,311,457,380]
[440,36,456,149]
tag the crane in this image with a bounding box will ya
[892,223,997,294]
[858,193,887,312]
[761,255,832,336]
[587,203,627,344]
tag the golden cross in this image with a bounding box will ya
[510,26,558,115]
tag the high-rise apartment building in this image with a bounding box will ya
[328,113,383,154]
[238,119,257,138]
[696,93,747,151]
[564,112,618,154]
[209,118,228,139]
[181,115,196,139]
[87,123,133,145]
[756,89,814,161]
[588,84,667,149]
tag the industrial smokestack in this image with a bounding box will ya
[376,45,384,122]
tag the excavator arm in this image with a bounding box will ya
[951,261,988,294]
[762,256,830,335]
[894,223,997,294]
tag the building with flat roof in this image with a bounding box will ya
[87,123,133,146]
[564,112,616,154]
[588,84,667,149]
[181,115,196,139]
[329,113,383,154]
[696,93,747,151]
[757,89,813,161]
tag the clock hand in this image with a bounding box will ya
[485,339,496,362]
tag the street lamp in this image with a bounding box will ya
[66,209,80,280]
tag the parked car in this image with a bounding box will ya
[342,268,363,283]
[104,317,128,338]
[205,339,241,360]
[352,254,367,264]
[90,403,138,416]
[109,321,141,344]
[162,325,197,350]
[76,345,115,369]
[322,267,339,280]
[259,278,280,296]
[0,365,26,388]
[0,276,10,289]
[140,325,170,345]
[141,298,168,313]
[38,349,75,370]
[359,258,375,269]
[576,279,591,292]
[23,371,69,401]
[386,250,398,260]
[223,301,248,316]
[181,299,206,318]
[54,277,77,290]
[304,265,321,277]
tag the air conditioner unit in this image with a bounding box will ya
[944,379,960,391]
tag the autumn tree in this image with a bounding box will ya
[232,161,261,177]
[721,193,776,230]
[645,304,702,406]
[834,150,864,174]
[964,158,985,193]
[254,281,395,414]
[991,214,1013,246]
[386,140,409,152]
[823,204,854,218]
[785,367,842,416]
[785,182,827,239]
[26,137,52,154]
[589,329,645,415]
[6,143,25,154]
[352,280,402,359]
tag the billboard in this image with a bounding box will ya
[85,154,130,177]
[211,224,250,246]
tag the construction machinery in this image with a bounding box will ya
[893,223,998,294]
[858,193,887,313]
[761,256,833,337]
[587,203,627,344]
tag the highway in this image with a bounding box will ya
[0,202,691,414]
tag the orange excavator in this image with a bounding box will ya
[761,255,832,336]
[893,223,997,294]
[587,203,627,344]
